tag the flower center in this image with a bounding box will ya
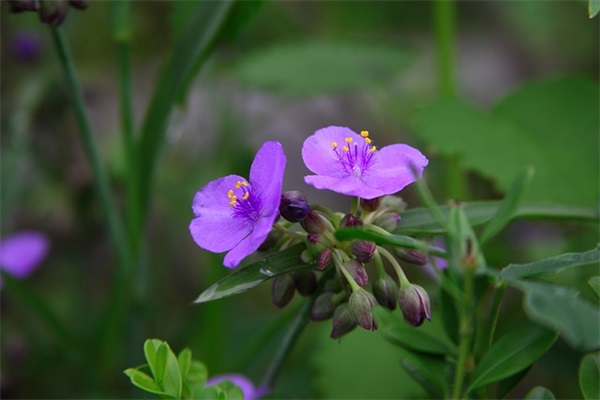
[331,130,377,177]
[227,180,262,222]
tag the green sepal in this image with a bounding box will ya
[579,353,600,399]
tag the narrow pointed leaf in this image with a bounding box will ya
[193,244,307,303]
[588,276,600,298]
[525,386,556,400]
[579,353,600,399]
[501,245,600,280]
[144,339,161,381]
[467,325,557,393]
[589,0,600,18]
[480,167,534,245]
[177,348,192,380]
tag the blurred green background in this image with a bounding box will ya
[1,1,598,398]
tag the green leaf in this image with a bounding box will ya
[579,353,600,399]
[467,325,557,393]
[525,386,556,400]
[159,344,183,399]
[144,339,162,381]
[590,0,600,18]
[497,367,532,399]
[500,245,600,280]
[512,281,600,351]
[182,361,208,399]
[588,277,600,299]
[396,347,449,398]
[198,385,224,400]
[480,167,534,245]
[177,348,192,381]
[143,339,182,398]
[335,228,435,253]
[214,380,244,400]
[233,40,413,95]
[193,244,307,303]
[124,368,171,398]
[154,343,169,385]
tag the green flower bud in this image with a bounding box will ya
[398,284,431,326]
[348,288,378,331]
[344,259,368,287]
[271,274,295,308]
[360,197,381,212]
[300,210,326,234]
[380,195,407,212]
[372,273,398,310]
[339,213,363,228]
[39,0,68,26]
[394,248,428,265]
[330,303,357,339]
[280,191,311,222]
[351,240,376,263]
[310,292,338,321]
[292,269,317,296]
[373,212,401,232]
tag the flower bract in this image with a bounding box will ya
[189,141,286,268]
[302,126,428,199]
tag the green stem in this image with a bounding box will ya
[377,246,410,287]
[452,271,475,399]
[434,0,457,98]
[485,281,506,351]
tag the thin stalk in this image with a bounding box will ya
[485,281,506,351]
[377,246,409,286]
[452,271,475,399]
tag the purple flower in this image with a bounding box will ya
[0,231,49,286]
[189,141,286,268]
[206,374,268,400]
[302,126,428,199]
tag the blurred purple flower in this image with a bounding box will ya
[0,231,49,285]
[302,126,428,199]
[206,374,268,400]
[189,141,286,268]
[11,30,42,63]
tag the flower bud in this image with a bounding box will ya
[330,304,357,339]
[373,212,401,232]
[339,213,363,228]
[398,284,431,326]
[68,0,88,10]
[310,292,338,321]
[300,210,326,234]
[394,248,428,265]
[372,273,398,310]
[360,197,381,212]
[381,195,407,212]
[317,248,332,270]
[279,191,311,223]
[39,0,68,26]
[344,259,368,287]
[300,249,314,264]
[292,270,317,296]
[8,0,39,13]
[271,274,295,308]
[351,240,376,263]
[348,289,378,331]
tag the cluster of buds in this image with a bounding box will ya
[270,191,432,339]
[8,0,88,26]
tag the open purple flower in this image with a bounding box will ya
[302,126,428,199]
[189,141,286,268]
[207,374,268,400]
[0,231,49,286]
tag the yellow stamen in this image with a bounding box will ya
[242,192,249,201]
[364,137,372,144]
[370,146,377,153]
[229,199,237,207]
[332,142,338,148]
[343,146,350,152]
[345,137,353,143]
[235,181,242,189]
[227,189,234,198]
[241,181,248,187]
[360,130,369,137]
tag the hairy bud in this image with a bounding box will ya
[271,274,295,308]
[395,249,428,265]
[360,197,381,212]
[373,212,401,232]
[351,240,376,263]
[344,259,369,287]
[372,273,398,310]
[330,304,357,339]
[348,289,378,331]
[280,191,311,223]
[310,292,338,321]
[339,213,363,228]
[300,210,326,234]
[398,284,431,326]
[292,269,317,296]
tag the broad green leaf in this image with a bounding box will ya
[396,201,598,235]
[525,386,556,400]
[467,325,557,393]
[579,353,600,399]
[177,348,192,380]
[214,380,244,400]
[144,339,162,381]
[159,343,183,399]
[376,308,457,356]
[501,245,600,280]
[590,0,600,18]
[512,281,600,351]
[198,385,223,400]
[396,347,449,398]
[589,277,600,298]
[233,40,413,95]
[124,368,171,398]
[155,343,169,386]
[480,167,534,245]
[193,244,307,303]
[183,361,208,399]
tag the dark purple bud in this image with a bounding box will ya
[280,191,311,223]
[8,0,39,12]
[330,304,357,339]
[317,248,332,270]
[372,273,398,310]
[310,292,338,321]
[271,274,295,308]
[374,212,401,232]
[339,214,363,228]
[344,259,369,287]
[300,210,325,234]
[360,197,382,212]
[39,0,68,26]
[293,269,317,296]
[395,249,428,265]
[398,284,431,326]
[351,240,376,263]
[348,289,378,331]
[68,0,87,10]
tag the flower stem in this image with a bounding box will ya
[377,246,410,287]
[451,270,475,399]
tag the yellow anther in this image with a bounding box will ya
[241,181,248,187]
[345,137,353,143]
[360,130,369,137]
[365,137,372,144]
[370,146,377,153]
[242,192,250,201]
[332,142,338,148]
[235,181,242,189]
[229,199,236,207]
[227,189,234,198]
[343,146,350,152]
